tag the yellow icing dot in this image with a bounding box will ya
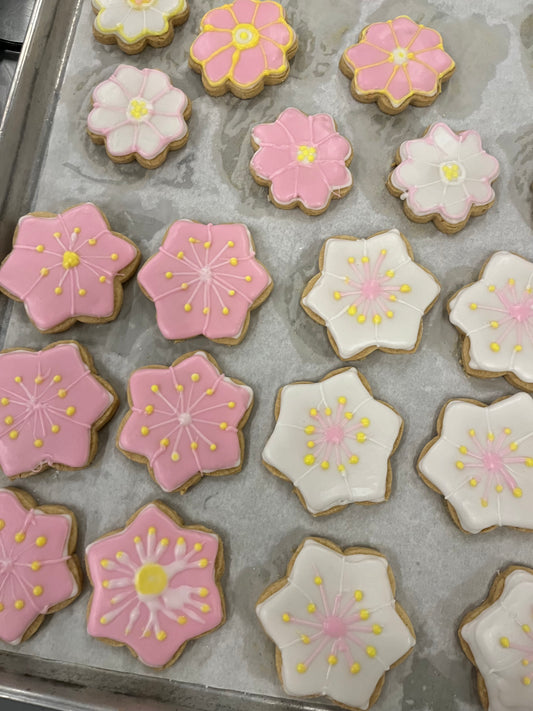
[307,603,316,613]
[141,426,149,436]
[386,310,394,318]
[134,536,141,544]
[58,389,67,398]
[14,377,22,383]
[177,251,184,259]
[201,604,210,613]
[14,600,24,610]
[333,291,341,300]
[78,288,86,296]
[282,613,290,622]
[490,321,499,329]
[351,663,361,674]
[102,580,109,588]
[304,425,315,435]
[219,422,228,431]
[204,242,211,249]
[53,375,61,383]
[88,238,96,245]
[228,401,236,409]
[488,432,495,442]
[510,441,518,451]
[325,407,332,416]
[360,609,370,620]
[314,576,322,585]
[338,464,345,472]
[227,241,234,248]
[62,251,79,269]
[36,244,44,253]
[14,532,25,543]
[31,561,40,571]
[515,345,523,352]
[459,445,468,454]
[73,227,81,234]
[296,663,307,674]
[245,276,252,282]
[151,385,159,393]
[385,269,395,278]
[509,278,516,286]
[191,373,200,382]
[307,441,315,449]
[361,417,370,427]
[36,536,47,547]
[310,408,317,416]
[373,624,382,635]
[357,314,366,324]
[176,384,184,392]
[4,416,13,425]
[177,615,187,625]
[348,305,357,316]
[456,461,464,470]
[470,479,478,488]
[228,290,236,297]
[481,498,488,508]
[490,342,500,352]
[160,438,169,447]
[366,646,377,658]
[199,558,208,568]
[389,294,397,302]
[111,253,118,261]
[157,631,167,641]
[53,232,61,238]
[145,405,154,415]
[66,406,76,416]
[40,267,48,277]
[514,488,523,498]
[361,256,369,264]
[33,586,43,597]
[184,303,192,312]
[354,590,363,601]
[99,275,106,283]
[400,284,411,293]
[199,587,209,598]
[33,439,43,448]
[348,257,355,264]
[526,458,533,467]
[230,258,238,266]
[203,307,209,315]
[210,443,217,451]
[171,452,180,463]
[0,398,8,406]
[350,455,359,464]
[356,432,366,443]
[495,484,504,493]
[165,272,173,279]
[304,454,315,466]
[301,634,310,644]
[469,303,477,310]
[524,659,530,666]
[222,307,229,315]
[9,430,18,440]
[523,677,531,686]
[100,559,109,569]
[54,287,62,295]
[0,520,4,530]
[100,617,107,625]
[373,314,382,324]
[328,655,338,666]
[524,624,531,633]
[34,375,44,385]
[321,461,329,470]
[469,429,476,437]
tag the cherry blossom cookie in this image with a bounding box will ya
[448,252,533,393]
[117,351,253,493]
[92,0,189,55]
[250,108,353,216]
[88,65,191,169]
[86,501,225,669]
[388,122,500,234]
[0,488,82,645]
[189,0,297,99]
[0,341,118,480]
[256,538,415,710]
[301,229,440,361]
[340,16,455,115]
[0,203,140,333]
[262,367,403,516]
[137,221,272,344]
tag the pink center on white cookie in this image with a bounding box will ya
[93,0,188,44]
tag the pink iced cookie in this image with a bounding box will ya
[86,501,225,669]
[0,488,81,645]
[0,203,140,333]
[137,221,273,344]
[251,108,353,216]
[340,16,455,115]
[0,341,118,479]
[117,351,253,493]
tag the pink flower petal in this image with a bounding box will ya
[409,27,442,52]
[276,108,311,143]
[310,114,336,143]
[251,145,293,180]
[296,167,333,211]
[232,0,257,23]
[318,134,352,161]
[259,38,285,71]
[270,164,299,205]
[202,7,236,30]
[252,120,293,147]
[255,1,283,27]
[232,45,266,85]
[356,63,395,92]
[259,21,291,46]
[386,65,411,102]
[204,45,236,83]
[191,30,233,62]
[391,16,420,47]
[414,48,454,74]
[405,59,438,93]
[363,21,396,52]
[344,42,390,69]
[319,162,352,189]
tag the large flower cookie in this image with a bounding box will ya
[88,65,191,170]
[0,488,81,645]
[0,203,140,333]
[449,252,533,393]
[418,394,533,534]
[388,122,500,234]
[256,538,415,710]
[189,0,297,99]
[250,108,353,216]
[117,351,253,493]
[86,501,225,669]
[0,341,117,479]
[92,0,189,55]
[340,16,455,115]
[262,368,403,516]
[301,229,440,361]
[137,221,272,344]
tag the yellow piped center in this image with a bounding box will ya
[129,98,150,121]
[391,47,412,65]
[134,563,167,596]
[232,23,260,49]
[441,162,462,182]
[297,145,317,164]
[62,251,80,269]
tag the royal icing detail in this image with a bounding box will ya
[0,342,115,479]
[341,16,454,112]
[263,369,402,515]
[0,489,79,645]
[256,539,415,709]
[88,65,190,164]
[92,0,188,48]
[86,502,224,669]
[251,108,353,215]
[118,352,253,493]
[137,221,272,343]
[449,252,533,390]
[419,394,533,534]
[301,230,440,360]
[0,204,139,333]
[189,0,296,96]
[389,122,500,227]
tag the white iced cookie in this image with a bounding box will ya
[418,394,533,534]
[301,229,440,361]
[256,538,415,711]
[262,368,403,516]
[460,567,533,711]
[449,252,533,393]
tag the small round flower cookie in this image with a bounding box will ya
[0,341,118,480]
[0,487,82,645]
[88,65,191,170]
[0,203,140,334]
[117,351,253,493]
[301,229,440,361]
[250,108,353,216]
[262,367,403,516]
[387,122,500,234]
[86,500,225,669]
[189,0,297,99]
[418,394,533,535]
[137,221,273,344]
[448,252,533,393]
[339,16,455,115]
[256,537,416,710]
[92,0,190,55]
[459,566,533,710]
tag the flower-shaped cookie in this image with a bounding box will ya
[88,65,191,169]
[257,538,415,710]
[340,16,455,115]
[388,122,500,233]
[449,252,533,393]
[460,567,533,711]
[418,394,533,534]
[189,0,297,99]
[0,488,81,645]
[86,502,225,669]
[0,342,117,479]
[262,368,403,516]
[250,108,353,215]
[118,352,253,493]
[138,221,272,344]
[301,230,440,361]
[92,0,189,54]
[0,204,140,333]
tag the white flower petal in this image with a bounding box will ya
[93,78,129,108]
[97,5,128,30]
[441,183,470,220]
[156,0,187,12]
[106,123,136,156]
[121,10,148,42]
[464,179,494,205]
[431,123,461,161]
[142,68,170,101]
[154,87,187,114]
[406,183,443,213]
[462,152,500,181]
[150,115,185,140]
[144,7,168,33]
[135,122,163,159]
[88,107,126,132]
[456,131,483,159]
[400,138,441,164]
[393,159,440,189]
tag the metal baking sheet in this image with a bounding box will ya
[1,0,533,709]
